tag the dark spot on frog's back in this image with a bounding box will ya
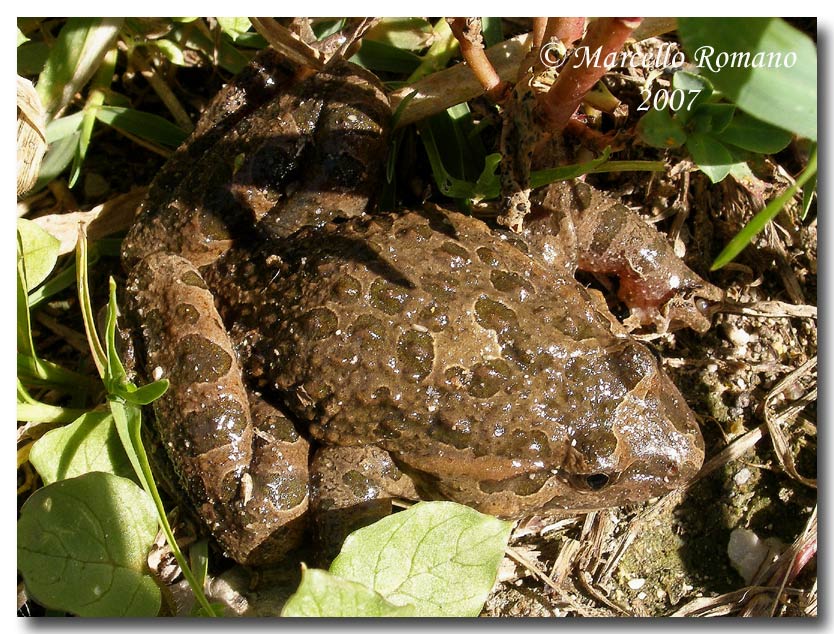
[490,269,535,300]
[331,274,362,302]
[173,333,233,384]
[180,269,208,289]
[301,307,339,340]
[369,277,413,315]
[174,303,200,325]
[183,398,248,455]
[468,358,514,398]
[474,296,519,337]
[397,329,435,381]
[606,341,656,390]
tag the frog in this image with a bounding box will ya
[121,49,717,566]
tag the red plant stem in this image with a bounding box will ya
[542,17,585,45]
[532,17,548,48]
[447,17,510,103]
[540,17,642,132]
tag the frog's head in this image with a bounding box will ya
[391,338,705,519]
[537,339,705,513]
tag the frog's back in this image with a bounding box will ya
[205,206,704,516]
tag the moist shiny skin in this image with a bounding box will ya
[121,52,705,566]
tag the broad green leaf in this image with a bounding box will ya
[17,472,161,617]
[688,103,735,135]
[29,411,132,485]
[637,106,687,148]
[350,39,422,74]
[330,501,513,617]
[17,219,60,291]
[94,106,188,149]
[17,41,50,76]
[36,17,123,118]
[148,39,187,66]
[686,133,735,183]
[171,21,251,73]
[216,17,252,41]
[482,18,503,47]
[33,131,79,191]
[283,568,417,617]
[365,17,433,51]
[406,18,458,83]
[45,112,83,143]
[679,17,816,141]
[671,70,713,123]
[720,111,793,154]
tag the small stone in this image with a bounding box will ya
[628,578,646,590]
[727,527,785,584]
[733,467,752,486]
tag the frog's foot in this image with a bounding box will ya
[310,445,419,563]
[530,180,723,333]
[126,252,310,566]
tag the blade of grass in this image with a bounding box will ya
[70,46,118,187]
[37,17,123,120]
[712,147,817,269]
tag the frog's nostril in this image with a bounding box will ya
[695,297,711,316]
[585,473,610,490]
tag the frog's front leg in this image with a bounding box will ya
[529,180,723,332]
[310,446,420,562]
[125,253,310,566]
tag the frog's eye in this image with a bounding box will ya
[585,473,610,490]
[569,472,612,491]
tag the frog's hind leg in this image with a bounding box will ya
[309,445,419,563]
[126,252,309,566]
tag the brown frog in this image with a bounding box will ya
[122,50,716,566]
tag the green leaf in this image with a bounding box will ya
[471,153,502,201]
[481,18,503,47]
[36,17,123,118]
[94,106,188,148]
[350,39,422,74]
[365,17,433,51]
[17,219,60,291]
[637,106,687,148]
[679,17,816,141]
[283,568,417,617]
[18,27,29,46]
[29,411,133,485]
[117,380,170,406]
[671,70,714,123]
[170,21,251,74]
[330,501,513,617]
[688,103,735,135]
[686,133,735,183]
[216,17,252,41]
[720,111,793,154]
[17,41,50,76]
[148,39,187,66]
[17,472,161,617]
[45,112,84,143]
[33,131,80,191]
